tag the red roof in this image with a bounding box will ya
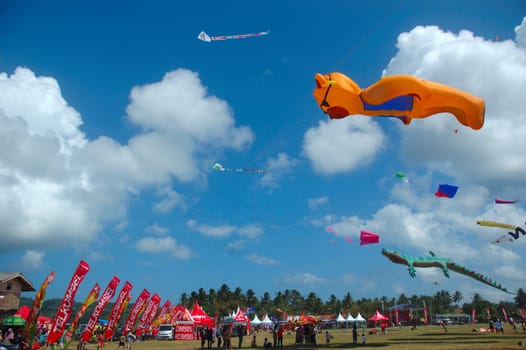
[190,301,214,326]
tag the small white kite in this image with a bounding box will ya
[197,30,269,42]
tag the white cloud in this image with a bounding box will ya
[282,272,328,286]
[186,219,237,237]
[0,67,87,154]
[384,25,526,192]
[20,250,45,270]
[136,236,192,260]
[238,224,263,239]
[307,196,329,210]
[0,67,253,254]
[245,254,279,265]
[515,16,526,48]
[145,223,168,235]
[153,187,185,214]
[260,152,299,188]
[302,118,386,175]
[225,240,246,252]
[126,69,253,151]
[187,220,263,239]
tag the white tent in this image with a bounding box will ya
[251,314,262,325]
[346,313,355,322]
[355,313,366,323]
[336,313,347,323]
[260,314,273,325]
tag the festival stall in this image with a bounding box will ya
[190,301,214,340]
[368,310,390,330]
[233,308,251,333]
[171,304,194,340]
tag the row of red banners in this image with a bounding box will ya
[24,260,166,346]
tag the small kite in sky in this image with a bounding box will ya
[198,30,269,42]
[395,172,409,182]
[359,230,380,245]
[435,184,459,198]
[313,72,485,130]
[327,227,380,246]
[212,163,269,173]
[495,198,517,204]
[381,248,514,294]
[490,234,514,244]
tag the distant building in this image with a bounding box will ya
[0,272,36,318]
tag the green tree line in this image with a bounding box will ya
[21,285,526,324]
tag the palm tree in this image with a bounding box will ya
[451,291,463,307]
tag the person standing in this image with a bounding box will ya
[352,326,358,345]
[236,325,244,348]
[216,325,222,349]
[277,326,284,349]
[222,324,232,349]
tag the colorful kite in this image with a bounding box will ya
[495,198,517,204]
[477,220,516,230]
[477,220,526,242]
[395,172,409,182]
[381,248,514,294]
[435,184,458,198]
[360,230,380,245]
[198,30,269,42]
[327,227,380,246]
[213,163,269,173]
[313,72,485,130]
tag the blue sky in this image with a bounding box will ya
[1,0,525,311]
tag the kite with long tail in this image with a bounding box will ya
[495,198,517,204]
[213,163,269,173]
[198,30,269,42]
[381,248,514,294]
[477,220,526,243]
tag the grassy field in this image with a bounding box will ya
[90,325,526,350]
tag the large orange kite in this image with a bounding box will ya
[313,72,485,130]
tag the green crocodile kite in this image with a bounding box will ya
[381,248,514,294]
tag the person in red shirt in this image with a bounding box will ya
[277,326,284,349]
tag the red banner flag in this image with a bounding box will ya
[486,307,491,320]
[423,306,428,324]
[123,289,150,335]
[82,276,120,342]
[502,307,509,323]
[153,300,171,327]
[105,281,133,340]
[137,293,161,334]
[63,283,100,347]
[25,271,55,336]
[472,308,476,324]
[47,260,90,344]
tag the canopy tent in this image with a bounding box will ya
[13,305,53,326]
[14,305,30,319]
[1,315,26,326]
[171,304,194,322]
[250,314,261,325]
[346,313,355,322]
[234,309,249,324]
[354,313,366,323]
[190,301,214,326]
[234,308,251,333]
[260,314,273,325]
[368,310,389,322]
[336,313,346,323]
